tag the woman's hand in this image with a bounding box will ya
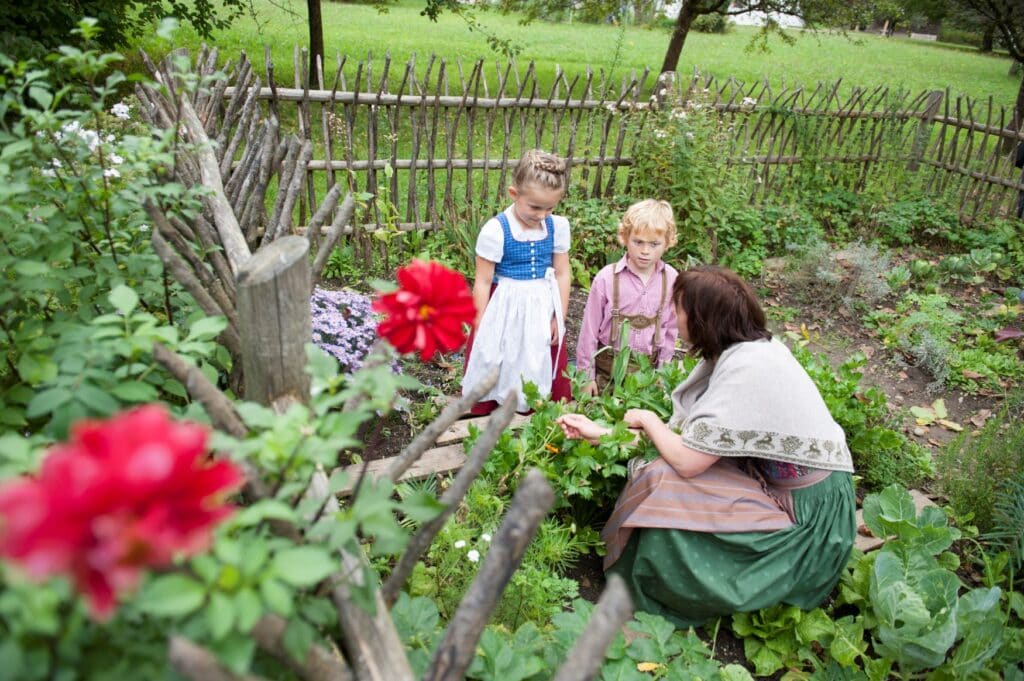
[555,413,611,444]
[623,409,658,432]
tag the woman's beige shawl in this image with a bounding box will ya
[670,339,854,473]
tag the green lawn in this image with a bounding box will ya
[131,0,1020,108]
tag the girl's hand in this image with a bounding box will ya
[582,381,598,397]
[623,409,658,431]
[555,414,610,444]
[550,317,558,345]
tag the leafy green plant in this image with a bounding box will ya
[731,605,864,677]
[985,471,1024,578]
[836,485,1023,680]
[935,395,1024,533]
[792,346,930,490]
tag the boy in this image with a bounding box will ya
[576,199,679,396]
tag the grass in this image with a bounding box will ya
[129,0,1021,108]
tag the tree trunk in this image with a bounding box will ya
[1011,69,1024,149]
[307,0,324,88]
[981,24,994,52]
[660,1,698,74]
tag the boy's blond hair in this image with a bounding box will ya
[618,199,677,247]
[512,149,569,193]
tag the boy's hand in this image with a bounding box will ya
[583,381,598,397]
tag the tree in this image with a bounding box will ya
[951,0,1024,139]
[658,0,867,75]
[0,0,250,57]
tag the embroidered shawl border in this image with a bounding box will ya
[680,420,855,472]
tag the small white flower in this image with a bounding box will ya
[480,533,492,542]
[139,224,150,232]
[685,132,694,139]
[454,540,466,549]
[741,96,758,107]
[105,134,116,143]
[658,87,666,96]
[605,103,618,115]
[51,158,62,168]
[671,109,687,120]
[40,168,56,178]
[110,102,131,120]
[466,549,480,563]
[103,167,120,178]
[654,130,667,139]
[109,153,124,165]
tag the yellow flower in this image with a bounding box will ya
[544,443,560,454]
[636,662,663,673]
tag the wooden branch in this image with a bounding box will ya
[152,342,247,438]
[381,392,514,606]
[551,575,634,681]
[151,230,242,357]
[144,201,238,326]
[177,92,252,274]
[382,366,499,484]
[269,139,313,242]
[168,636,267,681]
[305,183,345,253]
[251,614,353,681]
[311,192,356,284]
[424,469,555,681]
[150,341,275,505]
[265,136,301,246]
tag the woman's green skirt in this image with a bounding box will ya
[607,471,856,628]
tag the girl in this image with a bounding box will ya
[462,150,572,414]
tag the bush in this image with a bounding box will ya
[691,13,729,33]
[935,394,1024,532]
[937,26,983,48]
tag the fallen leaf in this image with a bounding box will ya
[927,438,942,447]
[962,369,984,379]
[994,327,1023,343]
[970,410,992,428]
[637,662,663,673]
[936,419,963,432]
[857,524,875,537]
[858,345,875,359]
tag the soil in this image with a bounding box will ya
[376,264,1012,675]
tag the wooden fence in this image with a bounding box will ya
[202,46,1024,239]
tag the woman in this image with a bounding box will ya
[556,265,856,627]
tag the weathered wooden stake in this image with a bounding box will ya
[236,235,312,408]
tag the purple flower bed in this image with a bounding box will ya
[310,287,379,373]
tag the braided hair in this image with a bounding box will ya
[512,149,568,193]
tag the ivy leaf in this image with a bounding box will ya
[271,546,337,587]
[136,574,206,617]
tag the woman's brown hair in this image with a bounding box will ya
[672,265,771,361]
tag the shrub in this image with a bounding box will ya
[935,394,1024,532]
[691,13,729,33]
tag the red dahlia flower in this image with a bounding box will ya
[0,405,244,619]
[373,259,476,361]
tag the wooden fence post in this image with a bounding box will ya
[236,235,312,407]
[908,90,943,171]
